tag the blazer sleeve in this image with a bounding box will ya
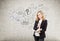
[41,20,48,32]
[33,20,38,30]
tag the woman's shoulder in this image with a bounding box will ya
[44,19,47,22]
[35,20,39,23]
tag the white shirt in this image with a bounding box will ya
[37,19,42,28]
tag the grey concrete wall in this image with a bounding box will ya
[0,0,60,41]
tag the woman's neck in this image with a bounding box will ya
[39,18,42,20]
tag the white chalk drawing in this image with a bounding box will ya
[9,3,48,25]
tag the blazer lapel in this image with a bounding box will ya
[40,20,44,28]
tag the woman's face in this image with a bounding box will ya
[37,12,43,19]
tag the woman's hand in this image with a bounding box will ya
[36,29,40,33]
[36,28,42,33]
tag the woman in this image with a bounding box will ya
[33,10,48,41]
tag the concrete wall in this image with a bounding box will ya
[0,0,60,41]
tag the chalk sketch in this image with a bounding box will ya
[9,3,48,25]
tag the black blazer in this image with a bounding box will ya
[33,19,48,39]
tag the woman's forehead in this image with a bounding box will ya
[38,13,41,15]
